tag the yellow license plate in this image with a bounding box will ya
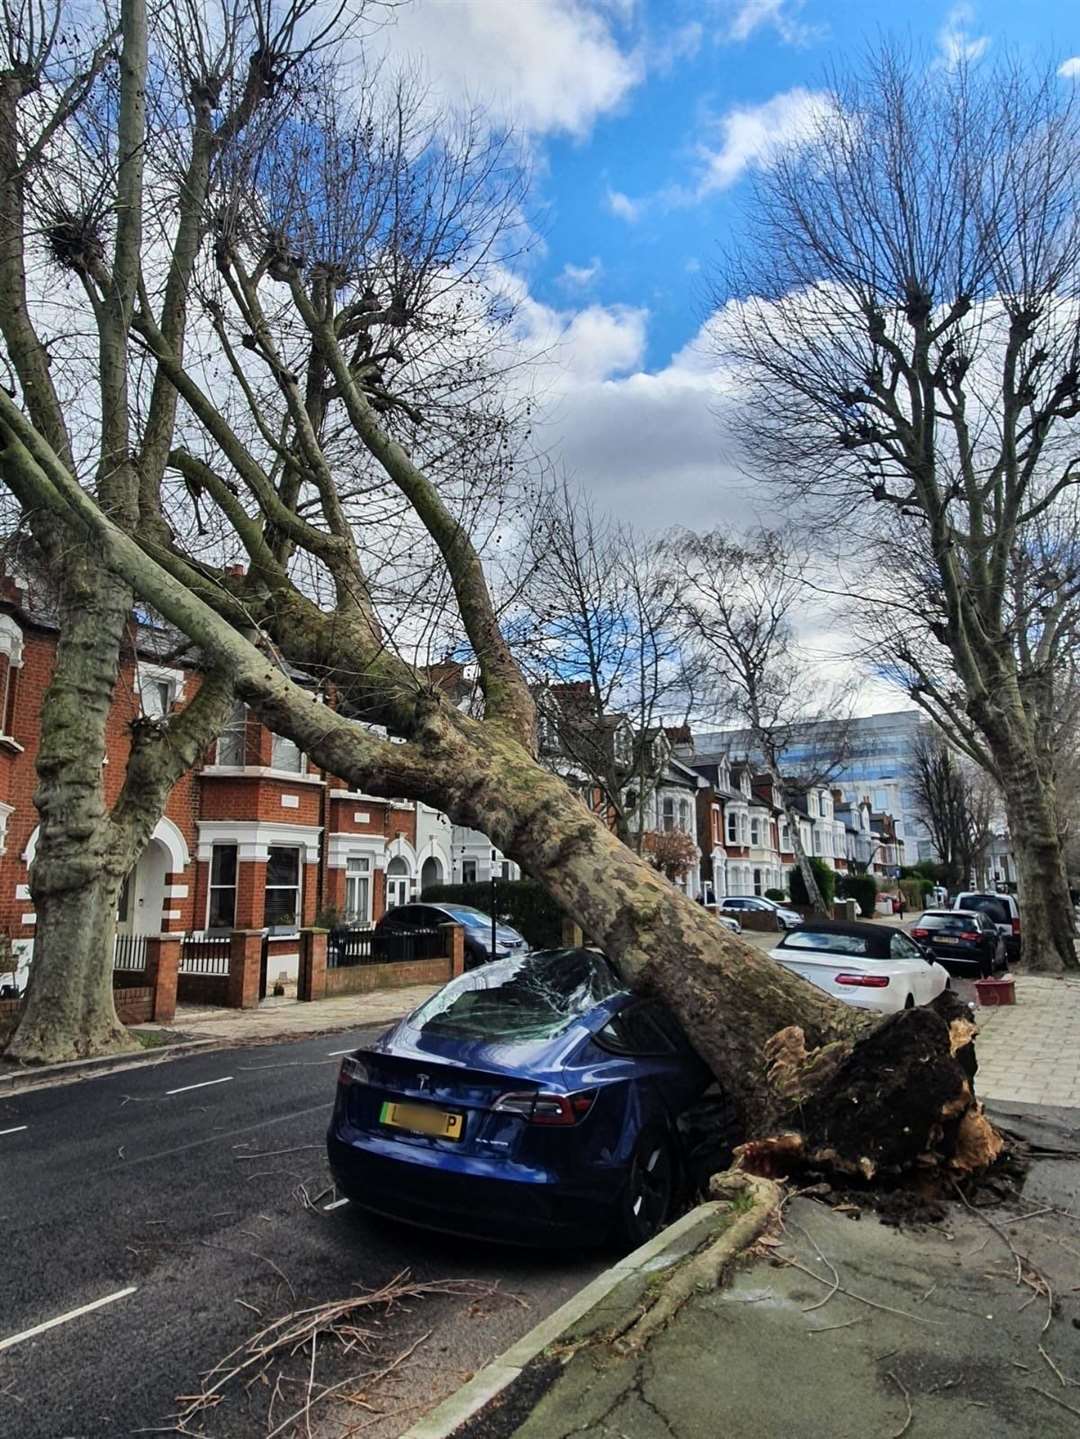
[379,1100,464,1141]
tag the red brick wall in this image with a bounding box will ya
[324,955,451,996]
[200,777,322,826]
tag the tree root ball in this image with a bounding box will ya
[735,996,1003,1184]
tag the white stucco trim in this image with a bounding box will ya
[0,613,24,667]
[202,765,325,786]
[196,819,322,863]
[385,836,418,871]
[326,832,389,869]
[165,883,189,898]
[22,813,190,871]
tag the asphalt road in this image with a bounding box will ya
[0,1031,603,1438]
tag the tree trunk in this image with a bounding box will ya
[8,869,132,1062]
[782,798,828,913]
[408,722,992,1176]
[979,702,1078,974]
[8,553,138,1061]
[1001,770,1077,974]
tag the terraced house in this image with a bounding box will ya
[0,576,470,996]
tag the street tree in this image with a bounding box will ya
[710,44,1080,970]
[673,527,853,913]
[909,726,996,893]
[0,0,1000,1181]
[515,483,696,848]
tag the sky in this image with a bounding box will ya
[370,0,1079,709]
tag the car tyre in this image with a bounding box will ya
[615,1129,675,1251]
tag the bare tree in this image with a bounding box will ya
[514,483,696,847]
[0,0,997,1179]
[673,528,852,913]
[710,43,1080,970]
[909,725,995,893]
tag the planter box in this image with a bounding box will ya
[975,976,1016,1006]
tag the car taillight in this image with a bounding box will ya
[1011,918,1021,935]
[911,928,928,939]
[492,1090,597,1125]
[959,931,980,942]
[338,1055,370,1086]
[835,973,890,988]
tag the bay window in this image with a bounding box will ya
[344,855,371,924]
[265,845,301,929]
[271,732,304,773]
[208,844,238,929]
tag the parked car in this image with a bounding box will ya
[910,909,1005,977]
[374,902,528,969]
[768,920,950,1015]
[714,911,742,935]
[952,892,1021,963]
[721,895,803,929]
[327,947,711,1248]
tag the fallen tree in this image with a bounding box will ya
[0,0,998,1181]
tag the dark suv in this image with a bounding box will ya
[374,902,528,969]
[953,892,1021,964]
[911,909,1005,977]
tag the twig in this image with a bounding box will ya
[789,1222,841,1314]
[1039,1345,1073,1388]
[777,1254,943,1325]
[235,1299,262,1317]
[1028,1386,1080,1419]
[950,1179,1055,1334]
[886,1371,913,1439]
[809,1315,868,1334]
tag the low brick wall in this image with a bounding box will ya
[324,956,452,997]
[0,996,19,1022]
[115,986,154,1024]
[177,972,230,1006]
[736,911,780,933]
[112,968,148,989]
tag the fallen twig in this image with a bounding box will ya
[886,1371,913,1439]
[777,1253,943,1326]
[1039,1345,1076,1388]
[1028,1385,1080,1420]
[234,1144,323,1160]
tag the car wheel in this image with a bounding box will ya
[615,1129,675,1251]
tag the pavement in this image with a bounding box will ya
[158,983,443,1043]
[972,976,1080,1107]
[411,1104,1080,1439]
[0,1027,603,1438]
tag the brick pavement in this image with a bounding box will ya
[968,975,1080,1108]
[143,983,441,1044]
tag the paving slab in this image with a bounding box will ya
[973,976,1080,1106]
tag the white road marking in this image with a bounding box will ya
[166,1076,233,1096]
[326,1047,355,1057]
[0,1125,28,1136]
[323,1198,350,1211]
[0,1287,138,1352]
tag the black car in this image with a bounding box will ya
[373,903,529,969]
[910,909,1006,977]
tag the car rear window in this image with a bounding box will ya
[958,896,1009,925]
[782,931,870,956]
[918,914,976,932]
[410,949,623,1040]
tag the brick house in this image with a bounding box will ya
[0,580,454,994]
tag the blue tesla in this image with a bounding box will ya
[327,947,712,1248]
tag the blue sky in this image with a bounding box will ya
[530,0,1080,367]
[372,1,1079,544]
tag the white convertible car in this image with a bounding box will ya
[769,919,950,1015]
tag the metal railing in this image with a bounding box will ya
[113,932,149,971]
[180,933,232,976]
[327,926,444,970]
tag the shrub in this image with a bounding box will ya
[838,872,878,918]
[789,858,836,909]
[900,877,930,912]
[764,887,787,902]
[421,879,568,950]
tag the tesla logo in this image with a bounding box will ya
[416,1073,430,1091]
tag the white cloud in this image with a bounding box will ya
[694,87,833,197]
[557,258,603,289]
[937,4,989,68]
[605,186,643,222]
[652,20,704,74]
[372,0,642,139]
[725,0,820,46]
[1059,57,1080,79]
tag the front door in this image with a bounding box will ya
[387,875,410,910]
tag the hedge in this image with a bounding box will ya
[421,880,567,950]
[838,872,877,918]
[789,857,836,909]
[764,887,787,902]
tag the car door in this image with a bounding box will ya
[890,931,931,1002]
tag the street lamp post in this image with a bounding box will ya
[490,849,498,958]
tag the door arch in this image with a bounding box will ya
[386,855,411,910]
[420,856,443,895]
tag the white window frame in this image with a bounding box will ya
[138,662,185,718]
[461,857,478,883]
[662,796,676,833]
[207,843,238,930]
[265,844,302,931]
[750,816,761,847]
[344,854,372,924]
[271,732,306,774]
[216,701,247,766]
[727,811,738,844]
